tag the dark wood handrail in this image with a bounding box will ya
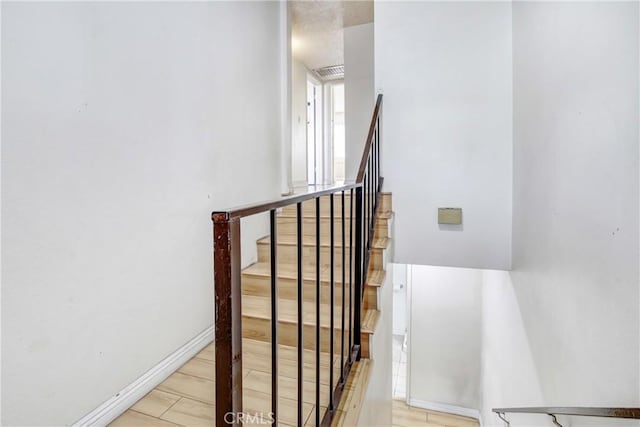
[212,183,360,221]
[493,407,640,419]
[356,94,383,183]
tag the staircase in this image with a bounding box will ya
[211,95,385,426]
[240,194,392,359]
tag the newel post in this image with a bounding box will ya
[212,212,243,426]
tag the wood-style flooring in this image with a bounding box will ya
[392,400,480,427]
[110,338,344,427]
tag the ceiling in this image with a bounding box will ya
[290,0,373,71]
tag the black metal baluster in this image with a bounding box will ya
[296,202,303,426]
[353,187,363,360]
[373,129,377,197]
[367,158,371,248]
[369,156,373,240]
[377,118,381,186]
[329,193,336,411]
[348,188,353,363]
[369,161,373,246]
[329,194,335,410]
[375,128,379,195]
[340,191,346,383]
[363,173,368,289]
[364,174,368,255]
[315,197,321,426]
[377,121,380,191]
[269,210,278,424]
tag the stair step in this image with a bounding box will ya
[242,262,384,310]
[242,295,351,329]
[280,193,393,218]
[242,262,386,288]
[278,208,394,220]
[256,236,387,271]
[258,235,389,250]
[275,216,391,240]
[241,294,377,354]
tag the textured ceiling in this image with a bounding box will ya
[290,0,373,70]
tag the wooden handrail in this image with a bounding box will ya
[212,183,360,221]
[493,407,640,419]
[356,94,383,183]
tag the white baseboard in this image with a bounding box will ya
[73,326,214,427]
[408,398,483,426]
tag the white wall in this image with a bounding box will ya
[1,2,282,425]
[375,1,512,270]
[480,270,546,427]
[291,58,308,185]
[344,23,375,181]
[508,1,638,424]
[280,1,293,195]
[482,3,640,426]
[408,265,482,412]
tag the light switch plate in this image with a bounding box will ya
[438,208,462,225]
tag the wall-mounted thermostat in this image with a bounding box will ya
[438,208,462,225]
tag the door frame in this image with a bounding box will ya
[306,73,324,185]
[324,80,345,183]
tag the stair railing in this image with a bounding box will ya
[493,407,640,426]
[212,94,383,426]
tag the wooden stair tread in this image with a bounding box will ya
[193,338,338,370]
[243,261,327,280]
[366,269,386,287]
[361,309,379,334]
[242,295,377,336]
[243,262,386,287]
[243,295,352,329]
[258,235,390,250]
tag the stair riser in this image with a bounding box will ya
[281,194,392,217]
[242,274,349,305]
[242,316,371,355]
[276,218,389,240]
[241,274,379,311]
[257,244,384,270]
[363,286,377,310]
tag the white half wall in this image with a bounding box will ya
[375,1,512,270]
[408,265,482,411]
[1,2,282,424]
[359,260,394,427]
[344,23,375,181]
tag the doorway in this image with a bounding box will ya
[393,263,409,400]
[306,77,323,185]
[328,82,345,183]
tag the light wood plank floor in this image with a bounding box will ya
[392,400,480,427]
[109,345,479,427]
[110,338,345,427]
